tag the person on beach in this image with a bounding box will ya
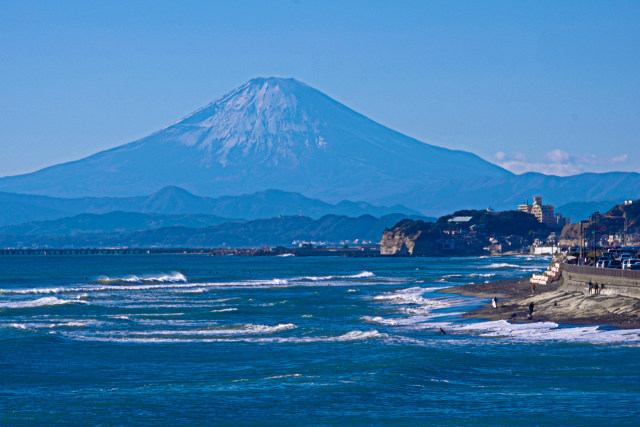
[531,284,536,294]
[594,283,599,295]
[588,281,593,294]
[529,302,534,316]
[492,297,498,309]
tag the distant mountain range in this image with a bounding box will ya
[384,172,640,215]
[0,77,638,217]
[0,214,424,248]
[555,200,623,222]
[0,211,236,236]
[0,186,424,227]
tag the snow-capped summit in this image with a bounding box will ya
[0,77,510,205]
[168,77,330,167]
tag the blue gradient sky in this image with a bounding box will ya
[0,0,638,176]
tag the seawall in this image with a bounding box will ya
[562,264,640,299]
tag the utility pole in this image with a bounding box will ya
[579,220,584,265]
[593,211,599,262]
[624,211,628,247]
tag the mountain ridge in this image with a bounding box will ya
[0,213,427,248]
[0,186,425,227]
[0,77,638,214]
[0,77,509,201]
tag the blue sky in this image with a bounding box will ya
[0,0,638,176]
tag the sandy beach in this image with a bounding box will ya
[440,276,640,329]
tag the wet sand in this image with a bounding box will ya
[439,277,640,329]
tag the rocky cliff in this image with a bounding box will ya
[379,219,442,256]
[381,229,424,255]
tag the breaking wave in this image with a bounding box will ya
[300,271,375,281]
[373,287,451,309]
[484,263,544,272]
[62,328,387,344]
[0,296,81,309]
[422,320,640,345]
[97,272,187,284]
[0,272,386,298]
[485,263,522,269]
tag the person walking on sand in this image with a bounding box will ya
[492,297,498,309]
[588,281,593,295]
[531,284,536,294]
[529,302,534,316]
[594,283,599,295]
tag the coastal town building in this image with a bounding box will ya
[518,196,556,227]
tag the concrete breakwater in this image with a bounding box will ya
[562,264,640,299]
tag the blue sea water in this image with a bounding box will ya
[1,254,639,425]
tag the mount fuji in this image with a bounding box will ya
[0,78,509,206]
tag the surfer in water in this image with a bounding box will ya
[439,327,446,335]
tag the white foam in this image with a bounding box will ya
[362,315,432,326]
[132,313,185,317]
[210,298,240,303]
[98,272,187,284]
[332,330,384,341]
[0,297,80,309]
[483,263,544,272]
[0,287,68,295]
[300,271,375,281]
[8,323,28,329]
[1,272,389,297]
[98,323,297,338]
[301,275,333,281]
[210,308,238,313]
[485,263,521,269]
[374,287,451,309]
[348,271,375,279]
[422,320,640,344]
[63,328,388,344]
[423,286,455,291]
[173,288,206,294]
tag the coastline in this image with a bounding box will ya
[439,277,640,329]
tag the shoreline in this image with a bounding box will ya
[439,277,640,329]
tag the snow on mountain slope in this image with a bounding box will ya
[0,77,510,203]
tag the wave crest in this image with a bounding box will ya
[97,272,187,284]
[0,296,80,309]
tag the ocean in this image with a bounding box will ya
[1,254,639,425]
